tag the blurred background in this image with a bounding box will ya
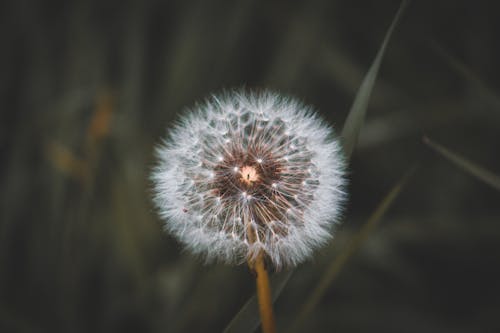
[1,0,500,332]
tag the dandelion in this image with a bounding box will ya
[152,89,346,332]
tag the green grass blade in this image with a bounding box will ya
[341,0,409,159]
[423,137,500,191]
[289,167,416,333]
[223,2,408,332]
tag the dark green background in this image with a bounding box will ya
[1,0,500,332]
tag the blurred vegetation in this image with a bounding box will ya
[1,0,500,332]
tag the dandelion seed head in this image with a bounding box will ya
[152,89,347,269]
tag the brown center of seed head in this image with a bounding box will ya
[240,165,259,186]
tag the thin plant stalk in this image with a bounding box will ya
[252,252,277,333]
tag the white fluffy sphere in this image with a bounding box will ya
[152,89,346,269]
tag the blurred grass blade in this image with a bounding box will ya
[223,2,408,332]
[289,167,416,333]
[341,0,408,159]
[431,41,500,108]
[423,137,500,191]
[223,271,293,333]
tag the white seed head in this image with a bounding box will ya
[151,89,347,269]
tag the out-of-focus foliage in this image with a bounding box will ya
[1,0,500,332]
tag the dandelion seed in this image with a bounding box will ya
[151,89,346,270]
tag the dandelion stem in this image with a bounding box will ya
[253,252,277,333]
